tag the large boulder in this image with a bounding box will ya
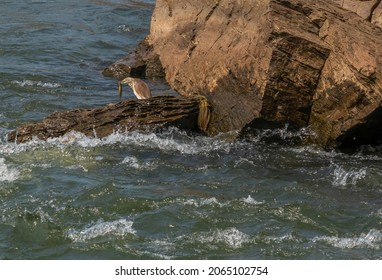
[104,0,382,149]
[329,0,382,23]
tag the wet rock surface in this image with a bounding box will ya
[8,96,204,144]
[12,0,382,150]
[104,0,382,150]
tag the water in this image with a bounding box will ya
[1,0,382,260]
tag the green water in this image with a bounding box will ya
[1,0,382,260]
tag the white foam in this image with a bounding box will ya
[110,129,231,155]
[234,157,256,168]
[251,124,311,143]
[65,218,135,243]
[190,228,252,249]
[122,156,139,168]
[0,158,19,182]
[262,233,296,244]
[372,209,382,219]
[242,195,263,205]
[121,155,157,170]
[313,229,382,249]
[12,79,61,88]
[128,240,175,260]
[179,196,263,208]
[332,164,367,187]
[117,25,131,32]
[11,128,232,156]
[182,197,227,208]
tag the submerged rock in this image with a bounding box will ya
[104,0,382,150]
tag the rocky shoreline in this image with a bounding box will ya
[103,0,382,150]
[11,0,382,151]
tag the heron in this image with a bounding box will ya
[118,77,152,99]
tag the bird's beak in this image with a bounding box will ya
[118,81,122,99]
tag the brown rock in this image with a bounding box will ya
[14,0,382,150]
[148,0,331,134]
[308,10,382,148]
[8,96,209,144]
[372,1,382,27]
[146,0,382,149]
[102,37,165,80]
[329,0,381,20]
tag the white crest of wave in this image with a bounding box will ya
[183,197,227,208]
[122,156,140,168]
[0,158,19,182]
[121,155,157,170]
[178,196,263,208]
[242,195,263,205]
[117,25,131,32]
[332,164,367,187]
[107,129,231,155]
[263,233,296,244]
[190,228,252,249]
[65,218,135,243]
[313,229,382,249]
[8,128,232,155]
[12,79,61,88]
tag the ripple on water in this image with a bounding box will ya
[331,164,367,187]
[0,158,19,182]
[313,229,382,250]
[1,128,233,156]
[65,218,136,243]
[178,227,253,250]
[121,155,158,170]
[132,227,254,259]
[11,79,62,88]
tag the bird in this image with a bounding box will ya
[118,77,152,99]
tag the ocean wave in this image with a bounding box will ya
[117,25,131,32]
[179,227,252,249]
[4,128,233,156]
[131,228,255,258]
[234,157,257,168]
[182,197,227,208]
[65,218,136,243]
[261,233,297,244]
[125,239,175,260]
[245,124,311,145]
[313,229,382,249]
[177,195,263,208]
[332,164,367,187]
[121,155,157,170]
[241,195,264,205]
[103,128,232,155]
[0,157,20,182]
[372,209,382,219]
[12,79,61,88]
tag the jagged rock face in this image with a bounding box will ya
[329,0,382,23]
[104,0,382,149]
[371,1,382,28]
[308,1,382,148]
[149,0,270,135]
[148,0,382,149]
[149,0,333,134]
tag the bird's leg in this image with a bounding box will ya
[118,81,123,99]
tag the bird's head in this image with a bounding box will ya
[118,77,151,100]
[118,77,134,99]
